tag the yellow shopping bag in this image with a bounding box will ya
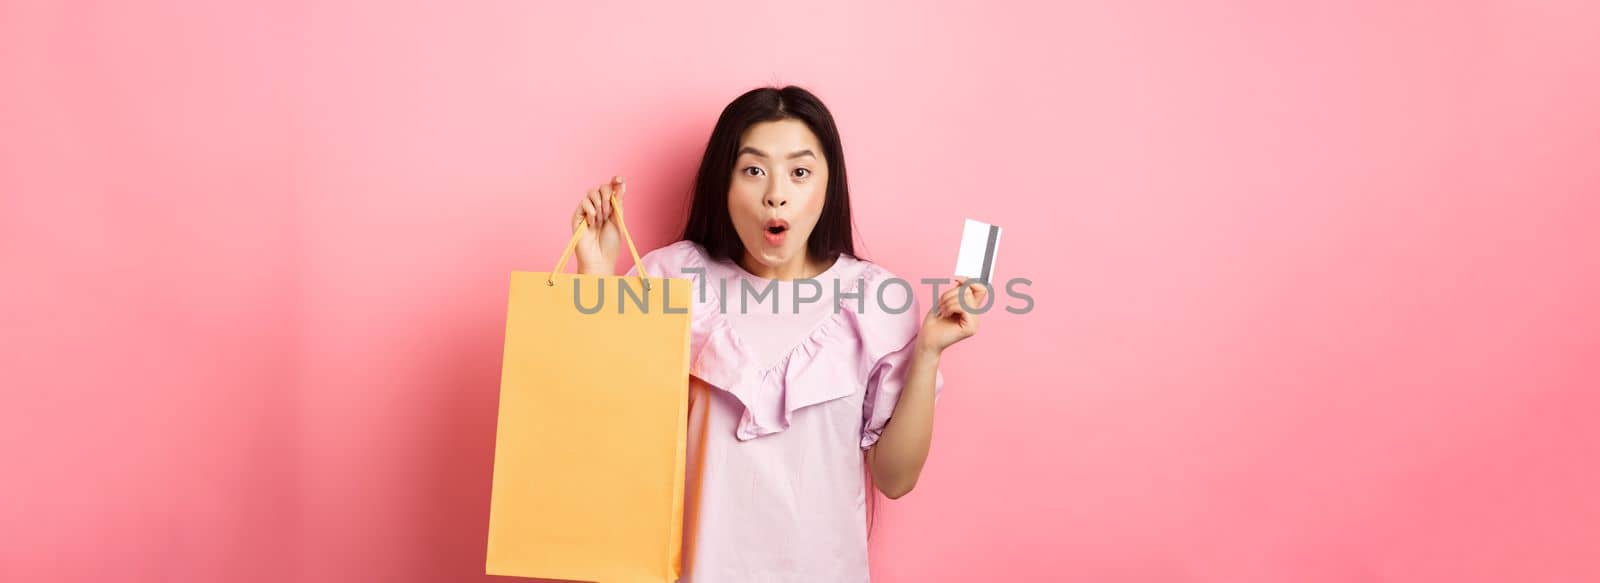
[486,191,691,583]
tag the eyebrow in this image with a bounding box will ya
[738,147,816,160]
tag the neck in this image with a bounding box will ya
[738,250,829,281]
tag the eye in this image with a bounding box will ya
[792,168,811,179]
[742,166,765,177]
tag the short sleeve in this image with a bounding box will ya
[856,270,947,449]
[860,339,945,449]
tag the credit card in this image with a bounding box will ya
[954,218,1002,282]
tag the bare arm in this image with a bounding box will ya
[866,279,987,499]
[865,341,942,499]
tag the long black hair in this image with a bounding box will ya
[680,85,858,263]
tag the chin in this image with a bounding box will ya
[749,245,791,265]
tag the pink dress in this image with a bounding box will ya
[626,240,944,583]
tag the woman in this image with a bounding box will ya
[567,85,985,582]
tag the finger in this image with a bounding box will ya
[962,284,981,307]
[948,277,972,297]
[940,286,964,305]
[947,291,972,312]
[599,182,613,222]
[955,280,987,308]
[586,189,604,228]
[941,298,962,317]
[580,198,597,227]
[612,176,627,202]
[940,283,962,300]
[969,281,990,302]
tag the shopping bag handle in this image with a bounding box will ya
[549,186,651,290]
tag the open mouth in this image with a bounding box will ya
[764,219,789,235]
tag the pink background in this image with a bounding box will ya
[3,1,1598,581]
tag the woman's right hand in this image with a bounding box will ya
[571,176,626,275]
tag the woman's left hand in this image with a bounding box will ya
[917,277,988,353]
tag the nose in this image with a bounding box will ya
[763,183,788,208]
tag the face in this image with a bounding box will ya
[727,118,829,272]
